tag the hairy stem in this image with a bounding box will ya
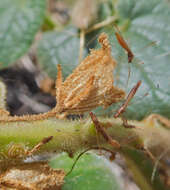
[0,117,141,159]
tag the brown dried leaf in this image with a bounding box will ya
[0,162,65,190]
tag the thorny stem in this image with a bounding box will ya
[0,117,137,160]
[0,114,169,162]
[0,115,169,190]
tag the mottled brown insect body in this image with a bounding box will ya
[55,33,126,114]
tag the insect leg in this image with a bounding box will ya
[90,112,120,149]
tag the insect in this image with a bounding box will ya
[54,33,126,115]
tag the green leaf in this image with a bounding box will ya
[0,0,46,67]
[49,153,122,190]
[117,0,161,19]
[98,0,114,21]
[122,147,169,190]
[37,26,87,79]
[95,0,170,119]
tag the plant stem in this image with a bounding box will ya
[0,117,139,158]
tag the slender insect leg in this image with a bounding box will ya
[114,81,141,128]
[121,117,136,128]
[90,112,120,149]
[26,136,53,156]
[114,80,141,118]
